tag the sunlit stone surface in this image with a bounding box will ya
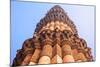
[38,56,51,64]
[12,5,93,66]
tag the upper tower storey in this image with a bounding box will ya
[35,5,78,35]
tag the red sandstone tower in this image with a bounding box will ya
[12,5,93,66]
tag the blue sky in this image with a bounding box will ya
[11,1,95,64]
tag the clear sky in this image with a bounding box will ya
[11,1,95,64]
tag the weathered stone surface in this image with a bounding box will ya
[63,55,75,63]
[12,5,93,66]
[38,56,51,64]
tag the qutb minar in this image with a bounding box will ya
[12,5,93,66]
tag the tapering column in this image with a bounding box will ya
[51,44,62,64]
[21,54,32,66]
[51,28,62,64]
[61,34,75,63]
[38,44,52,64]
[62,44,75,63]
[29,49,41,65]
[38,31,53,64]
[61,30,75,63]
[29,35,41,65]
[71,49,78,61]
[76,52,87,62]
[21,49,34,65]
[21,38,34,66]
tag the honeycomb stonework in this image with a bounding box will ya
[12,5,93,66]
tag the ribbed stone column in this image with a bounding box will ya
[38,44,52,64]
[76,53,87,62]
[51,44,62,64]
[72,49,78,61]
[21,54,32,66]
[62,44,75,63]
[29,49,41,65]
